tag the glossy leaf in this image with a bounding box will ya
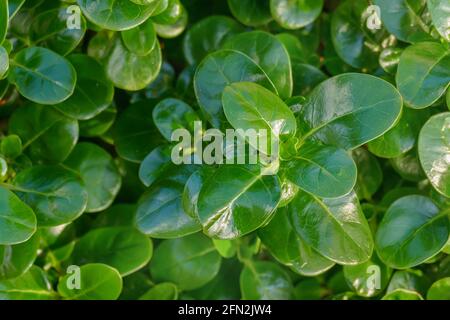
[369,108,430,158]
[427,277,450,300]
[197,164,281,239]
[297,73,403,150]
[258,207,335,276]
[183,16,244,65]
[223,31,293,99]
[0,186,36,245]
[0,266,55,300]
[58,263,122,300]
[14,165,88,227]
[0,0,7,44]
[54,54,114,120]
[136,180,201,238]
[121,18,157,56]
[105,37,162,91]
[374,0,434,43]
[152,98,200,141]
[418,112,450,197]
[396,42,450,109]
[227,0,272,27]
[270,0,323,30]
[0,232,39,280]
[30,7,87,55]
[286,141,357,198]
[194,49,276,128]
[71,227,153,276]
[150,233,221,290]
[222,82,296,147]
[139,282,178,300]
[64,143,122,213]
[77,0,161,31]
[289,191,374,265]
[240,261,293,300]
[9,104,78,163]
[375,195,450,269]
[352,148,382,201]
[427,0,450,41]
[9,47,76,104]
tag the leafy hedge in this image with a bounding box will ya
[0,0,449,300]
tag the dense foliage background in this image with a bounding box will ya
[0,0,449,300]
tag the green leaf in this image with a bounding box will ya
[0,134,22,159]
[121,18,157,56]
[54,54,114,120]
[71,227,153,276]
[197,164,281,239]
[7,0,24,20]
[427,277,450,300]
[369,108,430,158]
[227,0,272,27]
[0,46,8,79]
[0,0,7,45]
[222,82,296,148]
[223,31,293,99]
[352,148,382,201]
[418,112,450,197]
[0,266,55,300]
[286,141,357,198]
[139,145,173,187]
[331,0,380,69]
[139,282,178,300]
[240,261,293,300]
[297,73,403,150]
[114,100,164,163]
[9,47,76,105]
[258,207,335,276]
[0,232,39,280]
[390,149,426,182]
[64,143,122,213]
[212,239,237,259]
[58,263,122,300]
[396,42,450,109]
[105,36,162,91]
[343,253,392,297]
[0,186,36,245]
[289,191,374,265]
[382,289,424,300]
[374,0,434,43]
[427,0,450,41]
[9,104,78,164]
[77,0,161,31]
[152,98,200,141]
[30,7,87,55]
[183,16,244,65]
[270,0,323,30]
[194,49,277,129]
[13,165,88,227]
[387,270,429,295]
[150,233,222,290]
[292,63,327,96]
[136,180,201,238]
[375,195,450,269]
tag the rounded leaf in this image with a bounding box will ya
[375,195,450,269]
[418,112,450,197]
[289,191,374,265]
[197,165,281,239]
[396,42,450,109]
[297,73,403,150]
[427,277,450,300]
[64,143,122,212]
[77,0,161,31]
[0,186,36,245]
[71,227,153,276]
[14,165,88,227]
[227,0,272,27]
[240,261,293,300]
[270,0,323,30]
[58,263,122,300]
[150,233,222,290]
[9,47,76,105]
